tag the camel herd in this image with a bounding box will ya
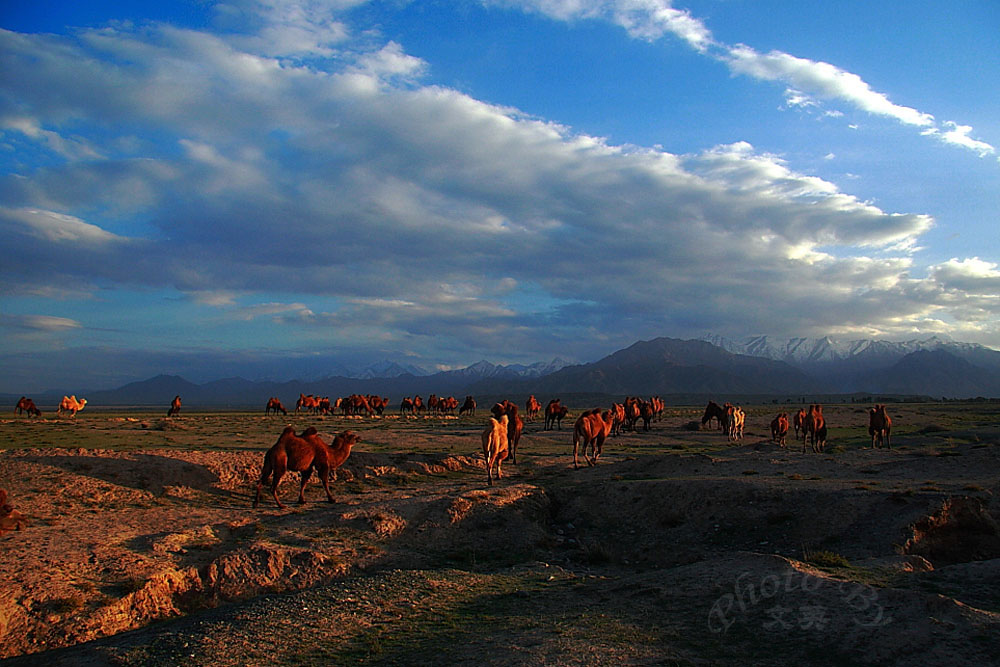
[9,391,896,500]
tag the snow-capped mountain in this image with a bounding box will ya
[351,360,431,379]
[700,334,996,370]
[440,358,572,380]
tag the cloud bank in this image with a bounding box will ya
[0,2,997,390]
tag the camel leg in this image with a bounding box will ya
[318,465,334,503]
[254,458,274,508]
[270,472,286,509]
[573,437,581,469]
[298,468,313,504]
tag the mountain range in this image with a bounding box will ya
[6,337,999,408]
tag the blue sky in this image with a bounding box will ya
[1,0,998,392]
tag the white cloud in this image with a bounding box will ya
[0,314,83,332]
[723,45,935,128]
[0,207,122,244]
[502,2,992,161]
[923,121,996,157]
[491,0,713,50]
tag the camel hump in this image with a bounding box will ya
[301,426,318,436]
[281,425,295,435]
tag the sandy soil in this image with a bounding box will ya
[1,402,999,665]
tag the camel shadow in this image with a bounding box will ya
[20,453,224,498]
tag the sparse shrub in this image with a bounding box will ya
[580,540,616,565]
[804,550,850,568]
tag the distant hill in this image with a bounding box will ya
[703,335,1000,397]
[471,338,818,396]
[7,337,997,409]
[855,349,1000,398]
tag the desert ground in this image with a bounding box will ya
[1,400,999,666]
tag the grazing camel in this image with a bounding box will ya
[770,413,789,447]
[701,401,727,430]
[15,397,41,417]
[481,414,509,486]
[399,397,415,416]
[265,397,287,416]
[57,395,87,417]
[167,395,181,417]
[544,399,569,430]
[869,404,892,449]
[572,408,615,469]
[253,426,360,509]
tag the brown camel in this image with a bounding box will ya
[572,408,615,469]
[253,426,360,509]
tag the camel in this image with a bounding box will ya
[793,408,807,440]
[295,394,321,414]
[341,394,373,417]
[253,426,360,509]
[57,395,87,417]
[639,400,655,432]
[869,404,892,449]
[400,397,415,416]
[481,414,509,486]
[265,397,287,416]
[525,395,541,421]
[15,397,41,417]
[701,401,727,430]
[650,396,665,422]
[802,404,827,453]
[167,395,181,417]
[572,408,615,469]
[368,396,389,416]
[491,400,524,464]
[459,396,477,416]
[727,406,745,442]
[544,399,569,430]
[610,402,626,436]
[770,413,789,447]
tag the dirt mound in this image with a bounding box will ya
[902,496,1000,566]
